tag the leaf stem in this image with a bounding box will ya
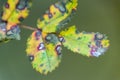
[20,24,37,31]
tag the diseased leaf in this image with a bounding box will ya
[59,26,110,57]
[26,30,62,74]
[0,0,32,42]
[37,0,78,33]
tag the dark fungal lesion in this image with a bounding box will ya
[40,63,44,67]
[45,33,60,45]
[54,1,67,13]
[34,30,41,40]
[5,2,9,8]
[59,37,65,43]
[45,10,53,19]
[57,16,71,29]
[28,55,34,62]
[18,17,24,22]
[0,21,7,31]
[55,45,62,55]
[6,25,21,40]
[16,0,26,10]
[37,42,45,50]
[0,21,7,42]
[16,0,31,10]
[94,33,104,40]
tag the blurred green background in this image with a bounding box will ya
[0,0,120,80]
